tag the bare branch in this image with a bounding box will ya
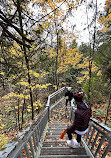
[0,21,31,48]
[31,0,66,27]
[0,10,34,43]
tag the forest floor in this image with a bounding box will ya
[92,102,111,127]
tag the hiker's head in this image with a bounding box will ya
[74,93,83,102]
[79,91,83,95]
[68,87,71,91]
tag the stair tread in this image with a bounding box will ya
[48,123,67,126]
[38,155,90,158]
[43,141,66,143]
[48,122,69,126]
[48,126,68,128]
[43,141,67,144]
[45,136,68,139]
[42,141,76,147]
[48,126,69,129]
[48,128,65,130]
[41,147,85,149]
[45,134,66,137]
[46,131,65,134]
[40,147,87,155]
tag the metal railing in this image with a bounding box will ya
[70,104,111,158]
[6,108,49,158]
[46,87,66,107]
[46,87,66,119]
[0,87,66,158]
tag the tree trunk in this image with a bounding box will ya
[88,45,92,104]
[55,31,59,90]
[21,97,25,130]
[17,86,21,130]
[105,92,111,125]
[87,0,97,104]
[17,0,34,120]
[13,106,18,130]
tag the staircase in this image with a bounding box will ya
[38,102,90,158]
[38,121,90,158]
[4,88,110,158]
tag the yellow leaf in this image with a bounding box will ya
[0,72,4,75]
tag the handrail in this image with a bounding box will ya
[0,87,67,158]
[83,119,111,158]
[90,118,111,133]
[46,87,67,120]
[70,103,111,158]
[46,87,66,107]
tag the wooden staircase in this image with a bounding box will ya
[37,101,90,158]
[38,116,90,158]
[4,88,110,158]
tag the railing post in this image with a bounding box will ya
[47,106,50,121]
[46,96,50,121]
[70,98,76,122]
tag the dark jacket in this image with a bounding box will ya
[67,101,92,131]
[65,90,73,101]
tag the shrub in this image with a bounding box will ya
[0,134,8,150]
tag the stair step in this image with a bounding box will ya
[48,121,69,124]
[40,147,87,155]
[38,155,90,158]
[48,122,69,124]
[48,122,69,125]
[45,135,68,140]
[46,131,66,135]
[48,126,66,130]
[43,141,68,147]
[48,125,68,128]
[47,129,64,133]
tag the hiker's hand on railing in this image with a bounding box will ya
[65,96,68,99]
[64,129,67,133]
[60,129,67,139]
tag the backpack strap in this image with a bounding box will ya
[83,101,89,108]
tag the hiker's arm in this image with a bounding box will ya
[65,111,78,132]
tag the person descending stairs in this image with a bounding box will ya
[38,100,90,158]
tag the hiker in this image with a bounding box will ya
[64,93,92,148]
[65,87,74,107]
